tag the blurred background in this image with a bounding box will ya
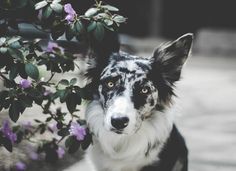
[1,0,236,171]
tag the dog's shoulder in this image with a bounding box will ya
[141,125,188,171]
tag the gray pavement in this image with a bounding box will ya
[175,55,236,171]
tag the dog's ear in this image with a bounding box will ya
[151,33,193,85]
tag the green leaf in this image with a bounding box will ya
[50,2,63,13]
[58,79,69,86]
[0,37,6,46]
[57,128,69,136]
[25,63,39,80]
[43,6,53,19]
[9,101,22,122]
[81,131,92,150]
[101,5,119,11]
[65,136,74,148]
[35,1,48,10]
[104,19,113,26]
[0,47,8,54]
[75,21,84,34]
[113,15,127,23]
[7,37,21,45]
[65,27,74,41]
[19,95,33,108]
[70,78,77,85]
[67,136,80,154]
[85,8,99,17]
[9,65,19,80]
[93,22,105,41]
[8,48,24,61]
[87,21,97,32]
[2,137,13,152]
[66,93,77,113]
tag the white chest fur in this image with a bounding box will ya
[86,100,173,171]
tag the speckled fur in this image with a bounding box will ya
[85,34,193,171]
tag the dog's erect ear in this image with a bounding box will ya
[151,33,193,84]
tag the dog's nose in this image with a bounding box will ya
[111,116,129,130]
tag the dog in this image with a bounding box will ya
[83,33,193,171]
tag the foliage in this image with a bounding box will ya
[0,0,126,169]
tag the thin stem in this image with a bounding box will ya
[46,72,55,83]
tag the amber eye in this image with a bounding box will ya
[107,81,114,88]
[141,87,149,94]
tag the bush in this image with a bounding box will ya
[0,0,126,169]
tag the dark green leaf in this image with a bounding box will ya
[75,93,81,105]
[9,65,19,80]
[19,63,28,79]
[65,136,74,148]
[2,137,13,152]
[93,22,105,41]
[70,78,77,85]
[56,89,69,103]
[67,136,80,154]
[25,63,39,80]
[87,21,97,32]
[8,48,24,61]
[66,93,77,113]
[9,101,22,122]
[65,27,74,41]
[57,128,69,136]
[58,79,69,86]
[18,95,33,108]
[81,131,92,150]
[43,6,53,19]
[75,21,84,34]
[34,119,42,123]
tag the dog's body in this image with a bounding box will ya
[83,34,193,171]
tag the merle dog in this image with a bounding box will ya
[83,34,193,171]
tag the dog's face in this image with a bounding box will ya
[98,54,158,134]
[86,34,193,135]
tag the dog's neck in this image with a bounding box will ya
[86,100,174,171]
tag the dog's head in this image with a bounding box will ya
[84,34,193,135]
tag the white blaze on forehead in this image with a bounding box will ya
[105,88,139,134]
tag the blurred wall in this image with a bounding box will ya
[75,0,236,39]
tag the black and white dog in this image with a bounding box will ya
[83,34,193,171]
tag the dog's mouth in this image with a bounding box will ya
[110,128,123,134]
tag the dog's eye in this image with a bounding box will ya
[107,81,115,88]
[141,87,149,94]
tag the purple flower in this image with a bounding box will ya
[19,79,32,89]
[48,122,57,133]
[56,146,65,159]
[29,151,39,160]
[64,3,76,23]
[43,89,52,96]
[15,162,26,171]
[46,42,64,54]
[69,122,86,141]
[1,120,17,143]
[21,121,33,130]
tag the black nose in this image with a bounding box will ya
[111,116,129,130]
